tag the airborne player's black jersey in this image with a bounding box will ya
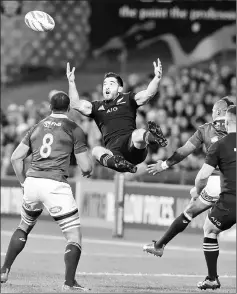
[205,132,236,203]
[89,92,139,146]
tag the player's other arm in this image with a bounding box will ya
[75,151,93,178]
[11,143,31,186]
[66,62,92,116]
[134,58,162,106]
[147,140,197,175]
[73,126,93,178]
[147,128,203,175]
[195,142,219,195]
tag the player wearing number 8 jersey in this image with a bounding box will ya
[1,92,92,291]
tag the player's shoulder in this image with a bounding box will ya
[197,122,212,131]
[120,91,135,100]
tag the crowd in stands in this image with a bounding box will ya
[1,61,236,181]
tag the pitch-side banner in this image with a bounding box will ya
[123,182,208,232]
[90,1,235,66]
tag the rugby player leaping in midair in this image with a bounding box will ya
[66,59,167,173]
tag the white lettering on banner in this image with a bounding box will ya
[124,194,175,226]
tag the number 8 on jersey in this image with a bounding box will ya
[40,133,54,158]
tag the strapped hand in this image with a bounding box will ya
[66,62,75,83]
[153,58,162,80]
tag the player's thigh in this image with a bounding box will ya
[184,197,212,219]
[207,201,236,232]
[92,145,113,160]
[42,179,81,244]
[199,175,220,205]
[20,177,44,233]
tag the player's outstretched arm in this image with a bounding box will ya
[147,140,196,175]
[11,142,31,186]
[66,62,92,116]
[134,58,162,106]
[75,151,93,178]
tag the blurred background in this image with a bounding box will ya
[1,0,236,232]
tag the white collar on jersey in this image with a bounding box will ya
[50,113,68,118]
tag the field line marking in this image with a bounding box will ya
[76,272,236,279]
[0,251,160,259]
[1,230,236,255]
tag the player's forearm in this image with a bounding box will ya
[166,149,190,167]
[11,159,26,185]
[68,81,80,110]
[145,75,161,100]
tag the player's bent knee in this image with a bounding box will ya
[64,227,82,245]
[131,129,146,149]
[54,209,82,244]
[92,146,113,159]
[132,129,145,143]
[203,217,220,238]
[184,198,211,219]
[20,204,43,233]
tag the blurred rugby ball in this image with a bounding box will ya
[24,11,55,32]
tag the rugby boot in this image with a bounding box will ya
[143,240,165,257]
[114,155,137,173]
[1,268,9,283]
[197,276,221,290]
[62,280,91,291]
[148,121,168,147]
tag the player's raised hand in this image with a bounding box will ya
[153,58,162,79]
[66,62,75,83]
[147,160,164,175]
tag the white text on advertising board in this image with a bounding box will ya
[124,194,175,226]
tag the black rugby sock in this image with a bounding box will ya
[64,242,81,287]
[99,154,122,172]
[143,131,157,145]
[203,237,219,280]
[155,213,191,248]
[2,228,28,272]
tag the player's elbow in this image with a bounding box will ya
[11,152,19,163]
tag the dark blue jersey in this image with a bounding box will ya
[89,92,138,146]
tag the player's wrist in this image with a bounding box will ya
[161,160,169,170]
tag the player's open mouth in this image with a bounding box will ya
[106,91,110,95]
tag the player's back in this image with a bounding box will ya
[25,114,80,183]
[217,132,236,202]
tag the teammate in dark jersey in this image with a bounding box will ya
[195,105,236,290]
[143,97,235,257]
[66,60,167,173]
[1,92,92,291]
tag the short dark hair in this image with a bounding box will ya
[227,105,236,116]
[50,91,70,112]
[221,96,235,107]
[104,72,123,87]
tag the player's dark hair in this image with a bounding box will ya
[221,96,235,107]
[104,72,123,87]
[50,91,70,112]
[227,105,236,116]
